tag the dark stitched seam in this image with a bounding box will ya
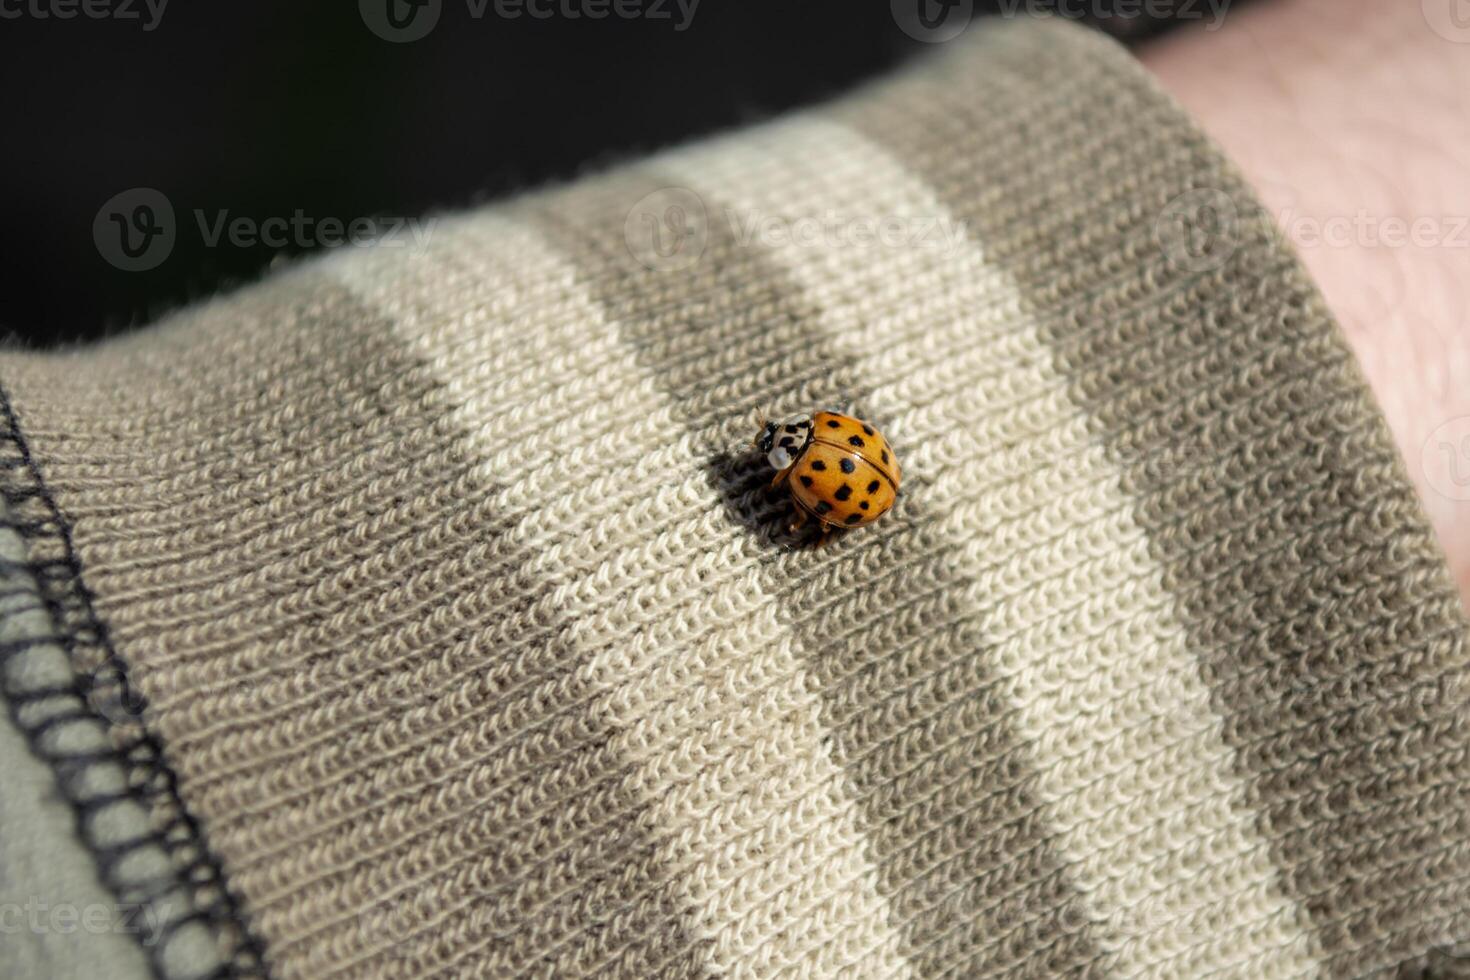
[0,381,270,980]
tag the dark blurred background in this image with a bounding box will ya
[0,0,1213,345]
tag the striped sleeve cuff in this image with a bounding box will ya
[2,15,1468,979]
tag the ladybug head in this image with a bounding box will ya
[758,413,813,471]
[755,420,779,457]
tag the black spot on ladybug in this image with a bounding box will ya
[839,458,855,474]
[860,501,870,510]
[779,436,794,449]
[810,460,826,471]
[826,419,841,428]
[881,450,890,464]
[799,475,813,488]
[867,480,880,494]
[862,424,874,436]
[815,501,832,515]
[835,484,852,501]
[848,435,865,448]
[845,513,862,525]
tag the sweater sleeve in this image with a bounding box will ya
[1,15,1467,980]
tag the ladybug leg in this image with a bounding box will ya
[787,504,808,535]
[770,466,792,490]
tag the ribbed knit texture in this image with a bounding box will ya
[2,16,1468,980]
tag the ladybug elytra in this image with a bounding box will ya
[755,410,901,539]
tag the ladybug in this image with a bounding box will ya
[755,410,901,539]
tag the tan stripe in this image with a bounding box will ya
[657,109,1323,977]
[335,210,915,979]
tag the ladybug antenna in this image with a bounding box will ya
[751,407,769,448]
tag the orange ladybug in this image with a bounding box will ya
[756,410,901,538]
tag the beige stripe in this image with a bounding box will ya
[660,115,1322,978]
[329,211,915,979]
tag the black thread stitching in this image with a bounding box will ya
[0,382,269,980]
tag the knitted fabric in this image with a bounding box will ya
[2,16,1469,980]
